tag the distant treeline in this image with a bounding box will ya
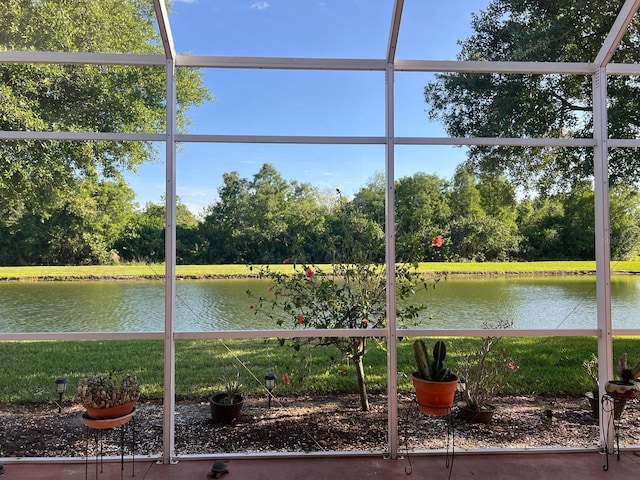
[3,163,640,266]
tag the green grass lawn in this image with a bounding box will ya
[1,260,639,281]
[1,335,637,404]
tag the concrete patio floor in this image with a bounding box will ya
[3,450,640,480]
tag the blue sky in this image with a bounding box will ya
[127,0,489,214]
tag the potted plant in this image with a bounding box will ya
[411,339,459,416]
[604,353,640,400]
[210,365,244,424]
[457,325,518,423]
[77,372,140,419]
[582,354,626,420]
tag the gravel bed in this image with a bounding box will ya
[2,394,639,458]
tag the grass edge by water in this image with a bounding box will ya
[1,260,640,281]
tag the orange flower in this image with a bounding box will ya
[297,313,305,324]
[282,373,291,385]
[305,268,314,278]
[431,235,444,247]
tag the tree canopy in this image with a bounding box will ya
[0,0,211,250]
[424,0,640,191]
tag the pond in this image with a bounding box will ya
[1,275,639,333]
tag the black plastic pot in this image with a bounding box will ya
[458,404,496,424]
[210,393,244,424]
[585,391,626,420]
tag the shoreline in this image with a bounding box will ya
[0,260,638,282]
[0,269,636,282]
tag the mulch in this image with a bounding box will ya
[2,393,640,458]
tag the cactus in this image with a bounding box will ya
[413,339,452,382]
[412,340,431,380]
[431,340,451,381]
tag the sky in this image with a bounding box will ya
[126,0,490,214]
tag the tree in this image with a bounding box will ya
[424,0,640,190]
[561,183,597,259]
[516,196,565,260]
[448,215,520,261]
[449,167,485,218]
[201,164,327,264]
[249,261,429,412]
[0,0,211,263]
[200,171,251,264]
[477,172,518,229]
[115,197,199,263]
[352,172,386,227]
[609,185,640,260]
[395,173,451,261]
[0,177,136,265]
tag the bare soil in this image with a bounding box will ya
[2,394,640,458]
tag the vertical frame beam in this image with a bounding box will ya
[385,0,403,459]
[385,62,399,459]
[593,67,614,451]
[162,57,178,464]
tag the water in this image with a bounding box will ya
[1,276,640,333]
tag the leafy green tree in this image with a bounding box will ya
[395,173,451,261]
[448,215,520,261]
[200,171,251,264]
[516,196,565,260]
[424,0,640,189]
[201,164,328,264]
[561,183,596,259]
[449,167,485,219]
[352,172,386,227]
[324,194,385,264]
[477,173,518,229]
[0,178,136,265]
[115,197,199,263]
[609,185,640,260]
[0,0,210,264]
[561,183,640,261]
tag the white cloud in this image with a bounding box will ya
[250,1,270,10]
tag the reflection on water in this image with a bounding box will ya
[1,276,640,333]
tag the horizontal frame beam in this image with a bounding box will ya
[1,51,638,79]
[0,328,609,342]
[0,132,605,147]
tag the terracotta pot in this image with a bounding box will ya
[210,393,244,424]
[605,380,639,400]
[585,391,626,420]
[459,404,496,424]
[82,409,135,429]
[412,373,459,416]
[84,400,137,420]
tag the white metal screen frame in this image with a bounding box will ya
[1,0,640,464]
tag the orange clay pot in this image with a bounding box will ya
[412,373,459,416]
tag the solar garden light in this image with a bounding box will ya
[264,373,276,409]
[54,377,69,414]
